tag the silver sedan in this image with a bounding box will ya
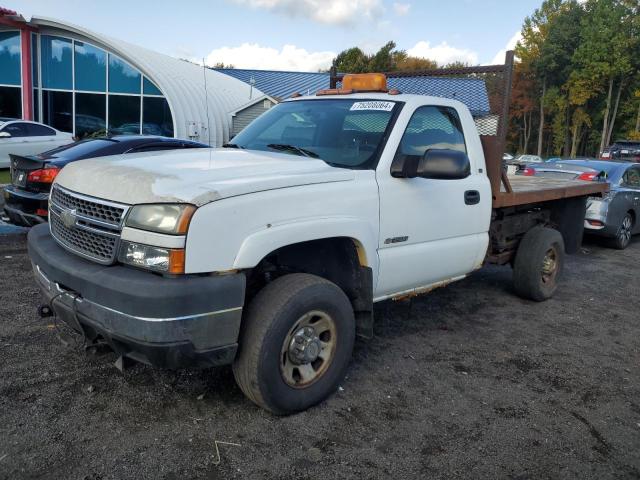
[530,159,640,249]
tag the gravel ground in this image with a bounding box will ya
[0,232,639,480]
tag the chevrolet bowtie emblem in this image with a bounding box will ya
[60,209,77,228]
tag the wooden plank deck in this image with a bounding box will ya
[492,175,609,208]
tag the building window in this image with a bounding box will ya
[42,90,73,133]
[75,93,106,138]
[263,99,272,109]
[41,36,73,90]
[0,86,22,118]
[29,34,173,138]
[108,54,141,94]
[74,41,107,92]
[0,31,21,86]
[109,95,141,134]
[143,96,173,136]
[143,77,162,96]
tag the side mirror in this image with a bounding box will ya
[0,131,11,138]
[391,149,471,180]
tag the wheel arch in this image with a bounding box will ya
[242,234,376,339]
[233,218,378,271]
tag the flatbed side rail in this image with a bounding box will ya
[330,51,516,203]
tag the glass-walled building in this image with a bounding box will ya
[34,34,173,138]
[0,12,262,145]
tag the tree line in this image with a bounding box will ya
[511,0,639,158]
[331,41,469,73]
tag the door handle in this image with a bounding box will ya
[464,190,480,205]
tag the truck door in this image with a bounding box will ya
[375,104,491,299]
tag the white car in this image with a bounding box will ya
[514,154,543,164]
[0,119,73,168]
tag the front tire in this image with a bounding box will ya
[233,273,355,415]
[513,226,565,302]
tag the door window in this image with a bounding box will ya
[394,106,466,163]
[1,122,30,137]
[27,123,56,137]
[622,167,640,188]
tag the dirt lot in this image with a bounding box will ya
[0,232,639,480]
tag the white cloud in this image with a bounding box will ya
[407,41,478,66]
[231,0,384,25]
[205,43,336,71]
[491,31,521,65]
[393,2,410,15]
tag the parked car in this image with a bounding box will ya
[0,119,73,168]
[526,159,640,249]
[514,154,543,164]
[3,135,209,226]
[506,154,544,174]
[601,140,640,162]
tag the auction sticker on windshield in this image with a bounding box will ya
[350,101,395,112]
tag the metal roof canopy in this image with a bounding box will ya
[217,68,491,116]
[28,17,264,146]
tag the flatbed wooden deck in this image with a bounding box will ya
[492,175,609,208]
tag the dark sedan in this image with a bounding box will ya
[528,159,640,249]
[3,135,209,226]
[601,140,640,162]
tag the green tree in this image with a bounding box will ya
[573,0,636,152]
[369,41,400,72]
[333,47,370,73]
[517,0,560,156]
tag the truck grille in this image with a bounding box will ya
[49,185,129,265]
[51,185,124,225]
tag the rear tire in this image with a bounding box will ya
[513,226,565,302]
[233,273,355,415]
[608,213,633,250]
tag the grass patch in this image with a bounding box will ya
[0,169,10,185]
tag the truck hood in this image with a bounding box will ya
[54,148,354,206]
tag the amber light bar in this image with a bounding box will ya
[317,73,389,96]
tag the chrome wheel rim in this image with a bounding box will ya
[541,247,559,284]
[618,215,633,246]
[280,310,337,388]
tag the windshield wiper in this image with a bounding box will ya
[266,143,319,158]
[222,143,243,149]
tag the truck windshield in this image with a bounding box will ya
[228,99,401,169]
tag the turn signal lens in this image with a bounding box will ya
[27,167,60,183]
[168,249,186,274]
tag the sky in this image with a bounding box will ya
[8,0,540,71]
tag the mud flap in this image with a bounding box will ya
[550,196,588,254]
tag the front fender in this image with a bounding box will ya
[233,216,378,275]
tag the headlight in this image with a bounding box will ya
[125,204,196,235]
[118,241,185,274]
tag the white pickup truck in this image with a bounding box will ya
[27,71,606,414]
